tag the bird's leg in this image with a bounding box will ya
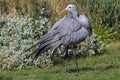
[64,46,69,72]
[72,45,79,72]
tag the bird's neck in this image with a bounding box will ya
[71,11,79,20]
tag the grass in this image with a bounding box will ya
[0,42,120,80]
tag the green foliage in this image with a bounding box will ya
[76,0,120,28]
[75,0,120,41]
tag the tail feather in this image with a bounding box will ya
[25,33,60,62]
[31,44,51,62]
[25,35,54,52]
[26,40,52,61]
[25,31,58,52]
[30,39,59,61]
[25,47,40,59]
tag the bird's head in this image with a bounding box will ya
[63,4,78,14]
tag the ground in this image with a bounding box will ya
[0,42,120,80]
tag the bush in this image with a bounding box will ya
[0,14,105,69]
[0,14,105,70]
[0,13,51,69]
[79,33,105,56]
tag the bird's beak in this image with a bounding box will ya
[61,8,67,15]
[63,8,67,15]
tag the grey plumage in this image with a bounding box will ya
[27,4,92,71]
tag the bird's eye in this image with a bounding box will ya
[68,6,71,8]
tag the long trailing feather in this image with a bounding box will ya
[25,37,60,62]
[24,36,52,52]
[24,31,58,52]
[32,45,51,61]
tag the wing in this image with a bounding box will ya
[48,17,82,40]
[33,16,83,50]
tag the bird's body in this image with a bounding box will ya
[27,4,92,72]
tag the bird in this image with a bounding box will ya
[27,4,92,72]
